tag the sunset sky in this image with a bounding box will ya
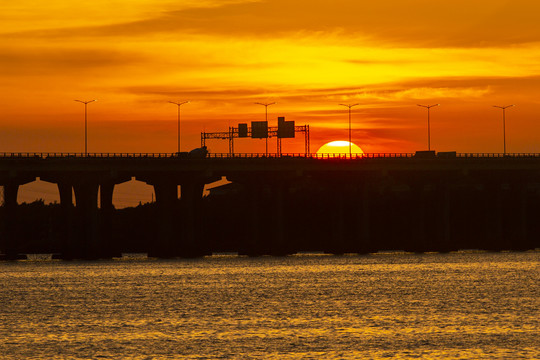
[2,1,540,156]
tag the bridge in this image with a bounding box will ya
[1,151,539,259]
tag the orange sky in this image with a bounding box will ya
[2,0,540,156]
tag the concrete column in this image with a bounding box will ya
[484,181,503,250]
[3,183,19,209]
[149,181,178,258]
[1,183,20,259]
[510,180,529,251]
[179,181,207,257]
[357,181,372,254]
[439,180,452,251]
[519,184,529,250]
[269,182,289,256]
[74,182,99,210]
[330,188,346,254]
[276,183,286,254]
[100,182,115,212]
[56,182,74,259]
[410,182,427,252]
[58,183,73,208]
[99,182,121,258]
[322,178,355,255]
[154,181,178,205]
[73,181,100,259]
[242,183,263,256]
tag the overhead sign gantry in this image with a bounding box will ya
[201,117,310,155]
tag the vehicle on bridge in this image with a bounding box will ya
[173,146,208,158]
[188,146,208,158]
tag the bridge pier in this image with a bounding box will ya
[484,181,504,251]
[3,183,20,209]
[45,176,127,260]
[58,182,73,206]
[399,174,457,253]
[139,173,216,258]
[409,181,429,252]
[356,181,373,253]
[179,181,208,257]
[505,179,530,251]
[329,184,347,254]
[314,176,349,255]
[274,182,287,255]
[56,183,74,259]
[230,174,298,256]
[267,181,292,256]
[1,177,35,260]
[440,180,453,251]
[148,180,178,258]
[99,181,122,258]
[100,182,115,212]
[72,181,100,259]
[517,182,530,250]
[1,183,21,259]
[243,182,263,256]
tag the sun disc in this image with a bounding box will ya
[316,141,364,155]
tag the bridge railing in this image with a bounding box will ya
[2,152,540,159]
[0,152,420,159]
[456,153,540,158]
[0,152,177,158]
[0,152,416,158]
[206,153,416,159]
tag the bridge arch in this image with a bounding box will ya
[108,178,155,209]
[17,179,61,205]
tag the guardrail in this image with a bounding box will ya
[0,153,175,158]
[1,152,540,159]
[0,152,415,158]
[456,153,540,158]
[207,153,417,159]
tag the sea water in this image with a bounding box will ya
[0,252,538,359]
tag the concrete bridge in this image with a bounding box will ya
[1,151,539,259]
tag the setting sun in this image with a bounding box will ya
[316,141,364,155]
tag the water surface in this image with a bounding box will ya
[0,252,538,359]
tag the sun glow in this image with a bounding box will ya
[316,141,364,155]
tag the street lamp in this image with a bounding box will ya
[169,101,189,153]
[493,105,515,155]
[339,103,360,157]
[74,99,96,156]
[417,104,440,151]
[255,102,275,155]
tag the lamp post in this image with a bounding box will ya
[74,99,96,156]
[493,105,515,155]
[255,102,275,155]
[339,103,360,157]
[169,101,189,153]
[417,104,440,151]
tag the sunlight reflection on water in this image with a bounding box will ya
[0,252,538,359]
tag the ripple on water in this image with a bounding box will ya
[0,252,538,359]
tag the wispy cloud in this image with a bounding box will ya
[0,46,146,76]
[5,0,540,47]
